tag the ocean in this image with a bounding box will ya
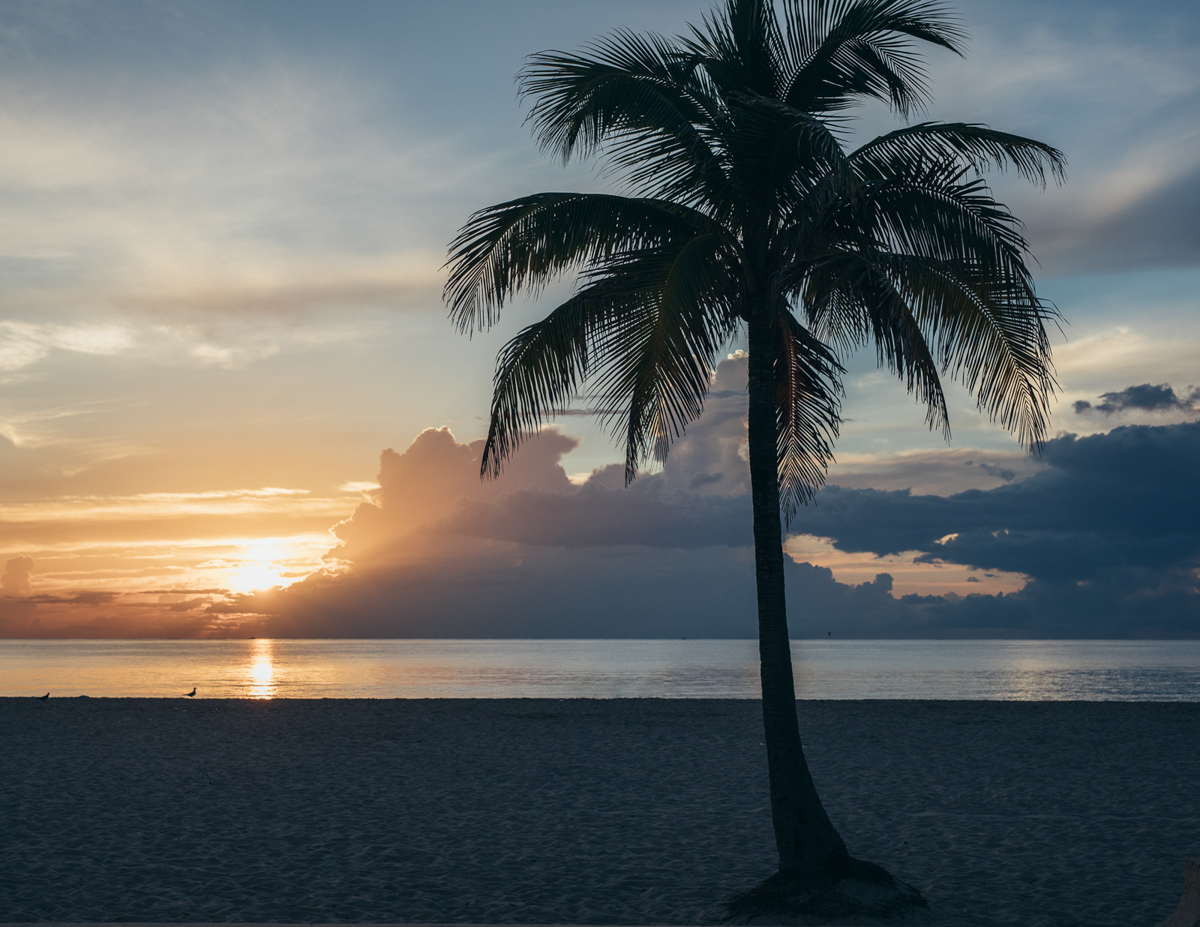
[2,638,1198,700]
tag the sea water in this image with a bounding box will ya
[2,638,1198,700]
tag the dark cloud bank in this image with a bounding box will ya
[1074,383,1199,417]
[220,360,1199,640]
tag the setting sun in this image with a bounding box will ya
[227,541,298,593]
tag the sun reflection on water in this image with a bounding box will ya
[247,639,275,698]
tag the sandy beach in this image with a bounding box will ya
[1,698,1197,925]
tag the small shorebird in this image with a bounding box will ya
[37,692,49,700]
[184,687,196,697]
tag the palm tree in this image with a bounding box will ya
[445,0,1063,918]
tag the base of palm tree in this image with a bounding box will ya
[724,855,929,924]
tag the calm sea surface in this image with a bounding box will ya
[2,639,1198,700]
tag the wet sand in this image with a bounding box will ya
[1,698,1197,925]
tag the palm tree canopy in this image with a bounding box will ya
[445,0,1065,518]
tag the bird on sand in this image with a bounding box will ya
[37,692,49,700]
[184,687,196,697]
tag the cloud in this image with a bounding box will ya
[1020,139,1200,276]
[1,555,34,596]
[800,422,1200,577]
[328,430,748,564]
[1068,158,1200,273]
[11,490,323,540]
[784,534,1027,597]
[228,361,1197,638]
[1074,383,1200,416]
[0,321,135,373]
[28,591,117,606]
[0,596,39,636]
[330,358,758,565]
[826,447,1042,496]
[0,29,508,326]
[899,0,1200,276]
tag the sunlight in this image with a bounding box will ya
[247,638,275,699]
[229,561,287,593]
[227,540,295,593]
[250,656,273,686]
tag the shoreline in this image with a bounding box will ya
[3,699,1198,925]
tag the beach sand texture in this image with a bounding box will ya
[1,698,1197,926]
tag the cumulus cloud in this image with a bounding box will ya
[330,357,757,565]
[219,357,1200,639]
[788,422,1200,633]
[1074,383,1200,416]
[330,429,750,563]
[1,555,34,596]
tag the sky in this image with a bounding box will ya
[0,0,1197,639]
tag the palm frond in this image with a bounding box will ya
[585,237,741,481]
[801,246,1057,449]
[850,122,1066,187]
[683,0,787,100]
[481,290,605,480]
[520,32,730,204]
[882,252,1058,448]
[720,92,852,213]
[780,0,966,116]
[444,192,726,333]
[801,250,952,435]
[482,233,739,483]
[775,311,844,519]
[841,158,1038,295]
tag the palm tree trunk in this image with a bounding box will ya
[745,311,849,875]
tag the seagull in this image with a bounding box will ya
[184,687,196,697]
[37,692,49,700]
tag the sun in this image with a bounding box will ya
[229,562,286,593]
[227,541,293,593]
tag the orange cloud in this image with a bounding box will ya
[2,555,34,596]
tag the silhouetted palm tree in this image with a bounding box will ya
[446,0,1063,918]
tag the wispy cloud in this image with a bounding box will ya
[0,321,135,372]
[914,3,1200,275]
[0,42,496,328]
[0,487,340,523]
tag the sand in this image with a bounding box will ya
[1,698,1197,926]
